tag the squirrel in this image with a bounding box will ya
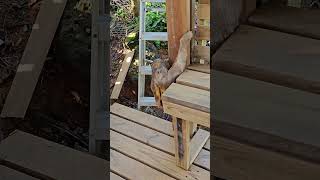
[150,31,193,109]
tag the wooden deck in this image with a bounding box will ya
[212,4,320,180]
[110,103,210,179]
[0,130,109,179]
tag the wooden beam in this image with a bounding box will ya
[166,0,191,65]
[111,50,135,100]
[0,0,67,118]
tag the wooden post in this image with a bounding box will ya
[89,0,109,160]
[172,117,191,169]
[166,0,191,66]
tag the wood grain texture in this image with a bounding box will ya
[172,117,191,170]
[213,136,320,180]
[213,71,320,158]
[110,114,210,169]
[0,130,109,180]
[111,130,210,180]
[162,83,210,113]
[190,129,210,167]
[163,101,210,127]
[176,70,210,91]
[195,26,210,40]
[188,64,210,74]
[248,6,320,40]
[198,4,210,20]
[110,103,173,136]
[110,150,174,180]
[111,50,134,99]
[110,172,125,180]
[0,165,38,180]
[213,25,320,94]
[1,0,67,118]
[193,45,210,61]
[166,0,191,65]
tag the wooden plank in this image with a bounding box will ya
[199,0,210,4]
[111,50,135,99]
[110,114,210,169]
[0,165,39,180]
[0,130,109,180]
[110,150,174,180]
[195,26,210,40]
[110,114,173,155]
[205,139,210,150]
[214,25,320,94]
[166,0,191,65]
[187,64,210,74]
[213,71,320,161]
[162,83,210,113]
[213,136,320,180]
[198,4,210,20]
[1,0,67,118]
[110,103,173,136]
[163,101,210,127]
[111,130,210,180]
[194,45,210,61]
[190,129,210,166]
[176,70,210,91]
[248,6,320,40]
[110,172,125,180]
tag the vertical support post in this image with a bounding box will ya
[172,117,191,170]
[90,0,109,160]
[138,0,146,110]
[166,0,191,66]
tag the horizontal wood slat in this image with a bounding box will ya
[198,4,210,20]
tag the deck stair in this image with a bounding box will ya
[212,3,320,180]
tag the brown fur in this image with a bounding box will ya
[151,31,193,109]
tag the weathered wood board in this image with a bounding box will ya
[111,130,210,180]
[0,130,109,180]
[111,50,134,99]
[213,25,320,94]
[213,136,320,180]
[1,0,67,118]
[213,70,320,162]
[249,6,320,40]
[0,165,39,180]
[176,70,210,91]
[188,64,210,74]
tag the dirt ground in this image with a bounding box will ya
[0,0,169,152]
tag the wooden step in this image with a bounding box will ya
[213,25,320,94]
[162,83,210,127]
[248,6,320,40]
[0,130,109,180]
[188,64,210,74]
[213,70,320,163]
[177,69,210,91]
